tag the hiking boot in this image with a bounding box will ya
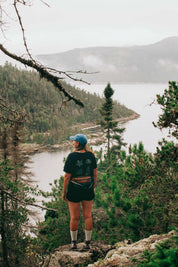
[71,241,77,250]
[83,240,90,250]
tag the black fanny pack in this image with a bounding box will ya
[70,179,94,190]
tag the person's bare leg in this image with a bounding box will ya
[68,201,80,247]
[82,200,93,247]
[82,200,93,230]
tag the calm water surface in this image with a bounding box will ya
[28,83,174,192]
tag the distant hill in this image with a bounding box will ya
[37,37,178,83]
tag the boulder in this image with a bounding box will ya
[41,241,114,267]
[88,230,177,267]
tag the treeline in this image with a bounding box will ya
[0,62,134,145]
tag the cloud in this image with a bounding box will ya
[83,55,104,68]
[158,59,178,69]
[82,55,117,72]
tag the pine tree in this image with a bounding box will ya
[153,81,178,138]
[0,128,10,267]
[100,83,126,163]
[0,122,38,266]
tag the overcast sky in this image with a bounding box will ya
[1,0,178,59]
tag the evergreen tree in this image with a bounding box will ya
[138,235,178,266]
[0,122,38,266]
[153,81,178,138]
[152,81,178,233]
[99,83,126,163]
[0,128,9,267]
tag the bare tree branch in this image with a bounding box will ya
[1,188,58,212]
[13,0,34,61]
[46,66,99,85]
[0,44,84,107]
[39,0,50,7]
[0,1,100,109]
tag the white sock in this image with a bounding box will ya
[70,230,78,242]
[85,230,92,241]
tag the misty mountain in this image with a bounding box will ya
[37,37,178,83]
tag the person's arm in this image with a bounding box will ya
[62,172,71,201]
[93,168,97,188]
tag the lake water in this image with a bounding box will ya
[28,82,174,193]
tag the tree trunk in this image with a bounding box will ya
[1,191,9,267]
[107,128,110,162]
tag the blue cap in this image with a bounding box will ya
[69,134,87,145]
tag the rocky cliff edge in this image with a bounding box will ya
[41,230,176,267]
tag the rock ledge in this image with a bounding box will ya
[41,241,114,267]
[89,230,177,267]
[41,231,177,267]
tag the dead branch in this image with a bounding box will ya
[0,44,84,107]
[46,66,99,85]
[1,188,58,212]
[39,0,50,7]
[0,0,96,107]
[13,0,34,61]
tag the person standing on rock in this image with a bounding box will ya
[62,134,97,250]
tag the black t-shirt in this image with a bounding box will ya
[63,151,97,178]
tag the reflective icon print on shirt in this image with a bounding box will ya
[85,159,92,176]
[85,159,92,165]
[75,160,83,176]
[76,160,83,168]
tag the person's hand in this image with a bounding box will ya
[62,192,67,202]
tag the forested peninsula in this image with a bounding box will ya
[0,63,135,147]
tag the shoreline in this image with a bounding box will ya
[21,112,139,155]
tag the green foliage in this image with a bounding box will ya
[137,235,178,266]
[37,178,70,251]
[154,139,178,174]
[37,178,85,251]
[0,63,133,145]
[125,142,154,188]
[93,137,177,243]
[0,123,41,267]
[153,81,178,138]
[0,61,177,265]
[34,135,177,249]
[99,82,126,163]
[34,82,177,253]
